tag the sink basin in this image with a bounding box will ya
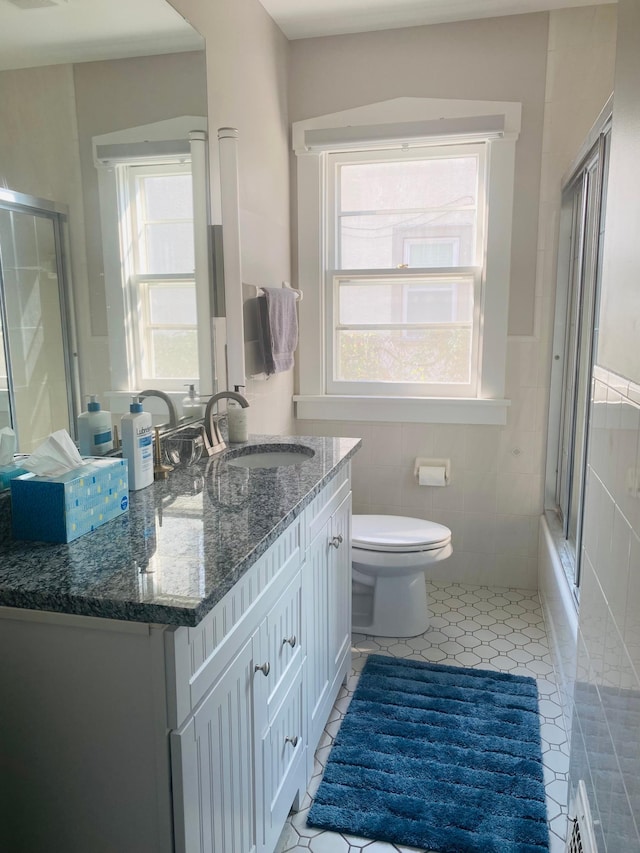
[226,445,315,469]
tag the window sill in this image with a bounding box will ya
[294,395,510,425]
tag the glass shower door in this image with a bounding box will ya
[0,193,77,452]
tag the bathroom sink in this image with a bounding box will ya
[226,445,315,469]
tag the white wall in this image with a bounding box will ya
[568,1,640,848]
[170,0,295,435]
[0,51,209,417]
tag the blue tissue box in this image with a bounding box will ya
[10,458,129,543]
[0,464,28,491]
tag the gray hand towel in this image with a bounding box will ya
[258,287,299,375]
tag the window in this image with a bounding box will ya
[293,98,521,425]
[94,117,212,401]
[121,162,198,387]
[327,146,483,397]
[547,118,611,591]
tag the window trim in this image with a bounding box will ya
[94,116,211,395]
[292,97,521,424]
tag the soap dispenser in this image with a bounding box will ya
[77,395,114,456]
[227,385,249,443]
[182,384,204,420]
[121,397,154,490]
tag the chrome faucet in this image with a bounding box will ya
[139,389,179,430]
[204,390,250,456]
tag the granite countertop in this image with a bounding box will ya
[0,435,360,627]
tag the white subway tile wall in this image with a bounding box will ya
[569,371,640,852]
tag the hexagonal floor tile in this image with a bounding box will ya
[290,581,570,853]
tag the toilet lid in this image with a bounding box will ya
[352,515,451,553]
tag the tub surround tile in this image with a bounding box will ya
[0,434,360,626]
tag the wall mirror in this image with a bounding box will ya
[0,0,209,453]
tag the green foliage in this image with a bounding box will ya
[338,329,470,384]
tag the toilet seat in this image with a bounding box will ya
[352,515,451,553]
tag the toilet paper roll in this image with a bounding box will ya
[418,465,447,487]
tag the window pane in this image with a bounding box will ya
[149,330,198,378]
[148,283,197,324]
[144,223,194,274]
[338,277,473,325]
[340,157,478,212]
[339,211,476,269]
[336,328,472,384]
[141,175,193,220]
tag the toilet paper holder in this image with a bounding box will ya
[413,457,450,486]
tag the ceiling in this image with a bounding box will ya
[257,0,616,40]
[0,0,616,71]
[0,0,202,71]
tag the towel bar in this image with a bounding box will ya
[248,281,303,301]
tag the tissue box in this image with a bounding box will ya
[0,464,29,491]
[10,458,129,543]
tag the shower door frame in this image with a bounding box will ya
[0,188,81,448]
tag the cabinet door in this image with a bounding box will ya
[328,492,352,675]
[303,522,331,756]
[303,490,353,760]
[171,637,257,853]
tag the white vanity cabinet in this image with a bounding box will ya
[0,463,353,853]
[167,466,352,853]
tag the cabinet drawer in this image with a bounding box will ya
[165,518,301,729]
[256,570,303,726]
[258,665,305,853]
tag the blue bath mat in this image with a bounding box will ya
[308,654,549,853]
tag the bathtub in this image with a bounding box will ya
[538,512,579,735]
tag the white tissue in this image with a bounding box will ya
[418,465,447,487]
[22,429,85,478]
[0,427,17,466]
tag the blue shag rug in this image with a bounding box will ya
[308,654,549,853]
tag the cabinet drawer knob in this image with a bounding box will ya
[282,635,297,648]
[284,735,299,747]
[329,534,343,549]
[254,662,271,677]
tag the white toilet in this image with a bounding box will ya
[351,514,452,638]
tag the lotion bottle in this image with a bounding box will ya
[121,397,154,490]
[77,395,114,456]
[182,384,204,420]
[227,386,248,443]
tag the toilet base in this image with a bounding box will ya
[352,570,429,638]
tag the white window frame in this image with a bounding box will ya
[326,144,485,398]
[121,160,198,390]
[94,116,212,406]
[292,97,521,425]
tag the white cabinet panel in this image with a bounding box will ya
[171,636,258,853]
[329,492,352,676]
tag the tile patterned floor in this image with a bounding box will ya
[277,581,570,853]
